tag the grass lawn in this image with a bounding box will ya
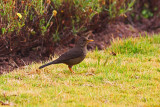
[0,34,160,106]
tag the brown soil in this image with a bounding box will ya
[1,0,160,75]
[0,20,158,74]
[55,21,154,55]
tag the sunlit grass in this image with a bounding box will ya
[0,34,160,106]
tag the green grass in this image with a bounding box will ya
[0,34,160,106]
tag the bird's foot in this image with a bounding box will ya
[68,66,75,73]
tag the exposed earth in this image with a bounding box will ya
[0,18,159,74]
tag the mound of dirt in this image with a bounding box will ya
[0,20,157,74]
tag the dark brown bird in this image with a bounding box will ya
[39,36,94,73]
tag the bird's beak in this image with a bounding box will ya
[87,39,94,43]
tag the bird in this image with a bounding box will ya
[39,36,94,73]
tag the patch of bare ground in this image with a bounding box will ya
[0,21,157,74]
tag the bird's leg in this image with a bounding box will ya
[68,65,75,73]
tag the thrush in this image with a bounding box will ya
[39,36,94,73]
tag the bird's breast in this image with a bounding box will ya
[64,55,86,66]
[82,47,87,56]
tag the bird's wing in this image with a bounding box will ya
[56,47,83,62]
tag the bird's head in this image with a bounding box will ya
[76,36,94,48]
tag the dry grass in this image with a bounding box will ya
[0,34,160,106]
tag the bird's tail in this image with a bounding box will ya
[39,60,58,69]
